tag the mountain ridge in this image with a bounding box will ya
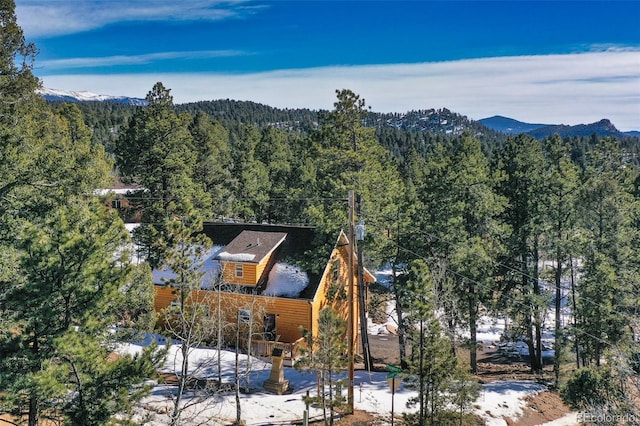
[479,115,639,138]
[39,88,639,137]
[37,87,147,106]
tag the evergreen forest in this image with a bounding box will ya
[1,0,639,424]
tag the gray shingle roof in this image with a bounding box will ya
[215,230,287,264]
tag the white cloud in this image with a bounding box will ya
[38,51,640,131]
[16,0,256,38]
[40,50,248,69]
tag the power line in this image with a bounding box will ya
[408,228,634,314]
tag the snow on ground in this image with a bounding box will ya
[374,267,395,289]
[475,380,546,426]
[475,315,508,345]
[540,412,579,426]
[116,262,577,424]
[117,335,555,425]
[372,265,560,360]
[95,188,142,196]
[471,316,556,360]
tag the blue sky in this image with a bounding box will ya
[17,1,640,130]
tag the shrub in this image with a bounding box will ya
[560,366,623,410]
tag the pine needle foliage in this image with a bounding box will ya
[297,307,349,426]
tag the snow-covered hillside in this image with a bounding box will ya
[37,87,147,105]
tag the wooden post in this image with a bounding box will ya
[387,365,402,426]
[356,194,372,371]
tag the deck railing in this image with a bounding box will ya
[240,336,306,366]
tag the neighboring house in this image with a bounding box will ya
[97,186,145,223]
[153,222,375,362]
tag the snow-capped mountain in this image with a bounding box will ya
[37,88,147,106]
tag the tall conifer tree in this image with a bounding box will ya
[542,135,580,385]
[408,135,505,373]
[495,134,547,372]
[0,6,162,422]
[577,138,637,365]
[115,82,211,268]
[403,260,478,426]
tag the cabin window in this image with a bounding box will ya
[263,314,276,341]
[238,309,251,324]
[235,263,244,278]
[332,259,340,282]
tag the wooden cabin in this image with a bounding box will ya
[217,230,287,287]
[98,187,144,223]
[153,222,375,362]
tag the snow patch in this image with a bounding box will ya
[116,333,550,425]
[94,188,141,196]
[216,251,256,262]
[124,223,140,232]
[475,380,546,426]
[262,263,309,297]
[38,87,147,105]
[152,245,224,289]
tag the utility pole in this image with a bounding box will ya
[356,195,372,371]
[347,190,355,413]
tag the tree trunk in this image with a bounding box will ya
[468,283,478,374]
[525,317,537,370]
[217,282,222,383]
[170,288,189,426]
[28,330,39,426]
[235,316,241,425]
[532,237,543,372]
[393,212,409,370]
[521,250,538,371]
[28,396,38,426]
[570,257,580,369]
[320,371,327,426]
[393,260,408,369]
[170,342,190,426]
[554,245,562,388]
[327,364,334,426]
[357,242,372,371]
[419,319,425,426]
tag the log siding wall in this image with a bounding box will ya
[154,235,363,347]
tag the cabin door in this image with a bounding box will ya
[263,313,277,341]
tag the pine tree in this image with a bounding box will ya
[115,82,211,268]
[189,111,237,219]
[403,260,478,426]
[255,126,299,223]
[0,0,38,111]
[0,7,162,421]
[157,212,223,426]
[576,138,637,365]
[0,198,162,426]
[541,135,580,385]
[223,123,271,222]
[303,89,403,268]
[408,135,505,373]
[297,307,349,426]
[495,134,548,372]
